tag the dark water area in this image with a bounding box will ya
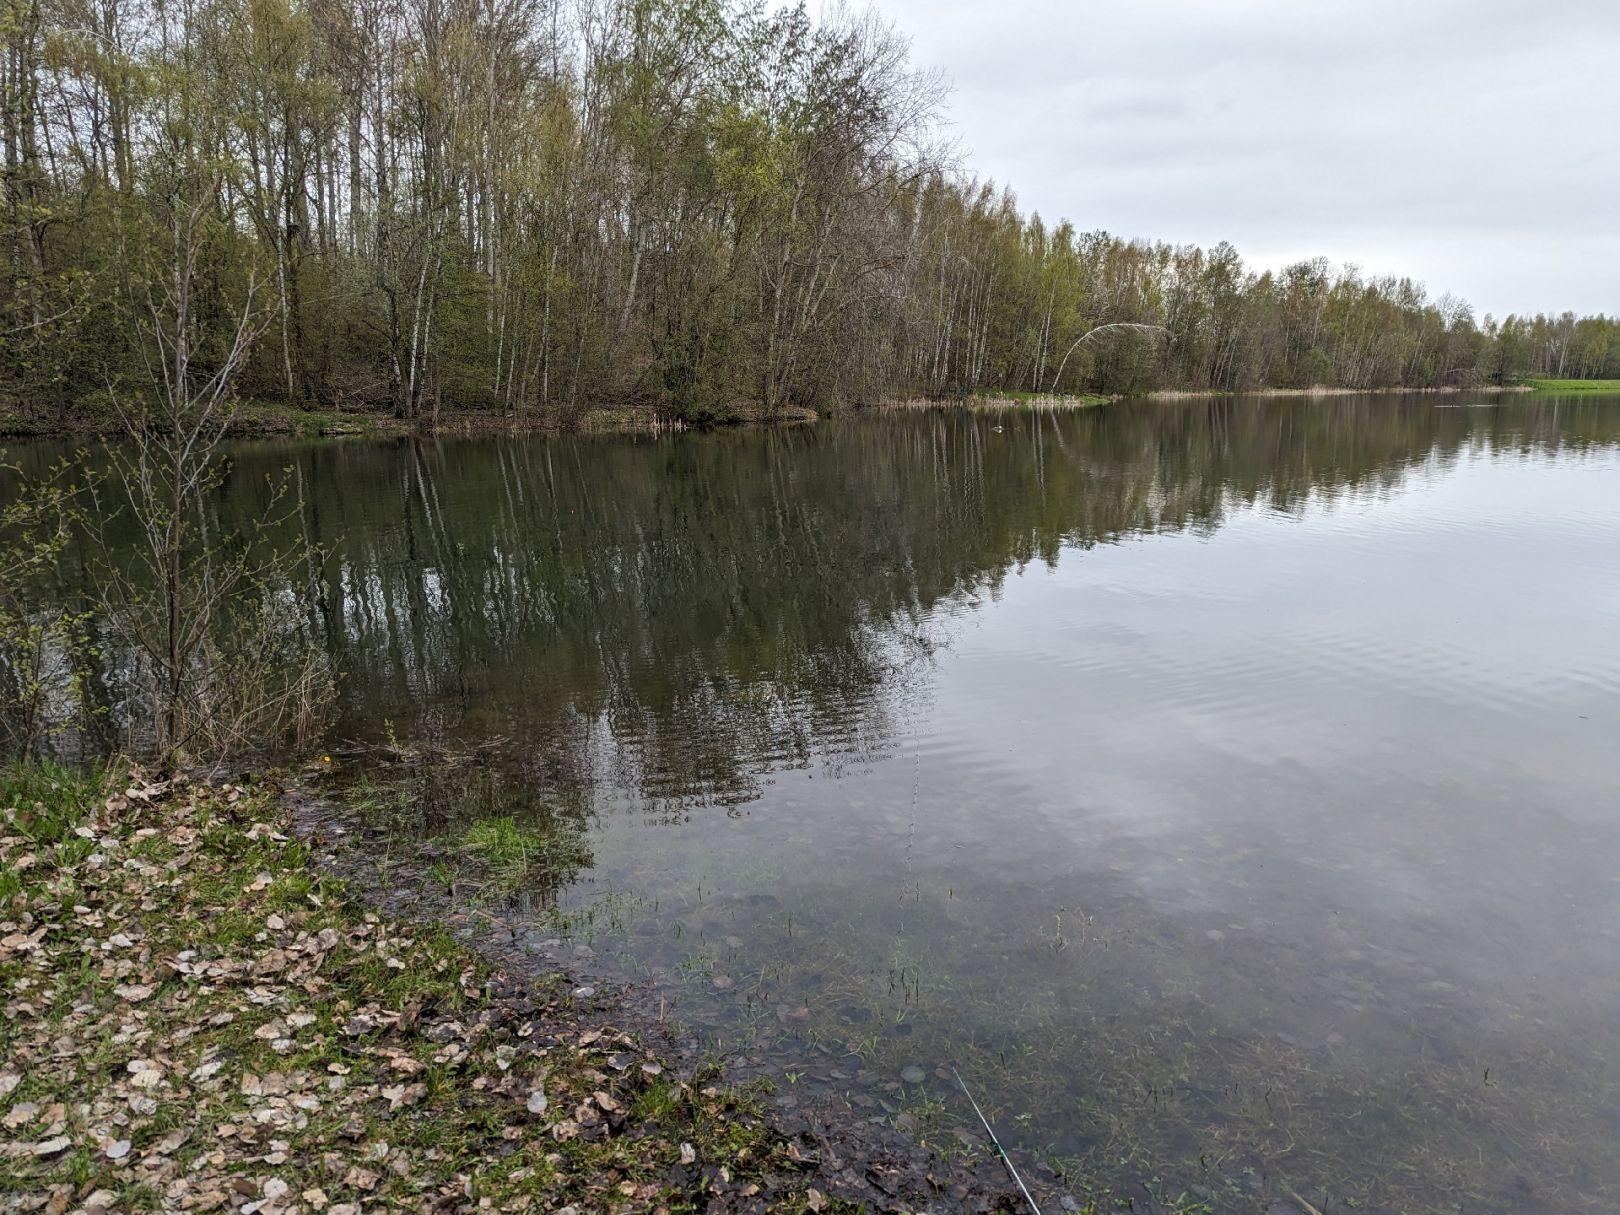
[17,394,1620,1211]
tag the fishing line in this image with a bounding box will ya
[952,1066,1043,1215]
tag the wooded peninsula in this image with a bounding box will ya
[3,0,1617,431]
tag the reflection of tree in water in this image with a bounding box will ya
[177,396,1619,808]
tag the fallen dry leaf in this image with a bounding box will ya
[2,1102,38,1129]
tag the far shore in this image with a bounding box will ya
[1144,384,1536,399]
[0,400,822,442]
[7,378,1615,443]
[885,383,1547,412]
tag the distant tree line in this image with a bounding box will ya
[906,192,1620,396]
[3,0,1616,428]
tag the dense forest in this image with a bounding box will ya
[3,0,1617,427]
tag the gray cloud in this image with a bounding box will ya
[868,0,1620,316]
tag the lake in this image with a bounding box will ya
[31,394,1620,1211]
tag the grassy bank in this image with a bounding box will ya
[1,765,1006,1214]
[1522,378,1620,393]
[0,399,395,441]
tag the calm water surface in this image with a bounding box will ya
[52,396,1620,1210]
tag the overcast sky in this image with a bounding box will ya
[870,0,1619,319]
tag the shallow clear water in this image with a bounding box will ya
[32,395,1620,1211]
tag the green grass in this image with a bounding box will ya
[461,813,591,887]
[0,392,392,439]
[337,769,593,902]
[1523,378,1620,393]
[230,399,389,438]
[0,759,105,846]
